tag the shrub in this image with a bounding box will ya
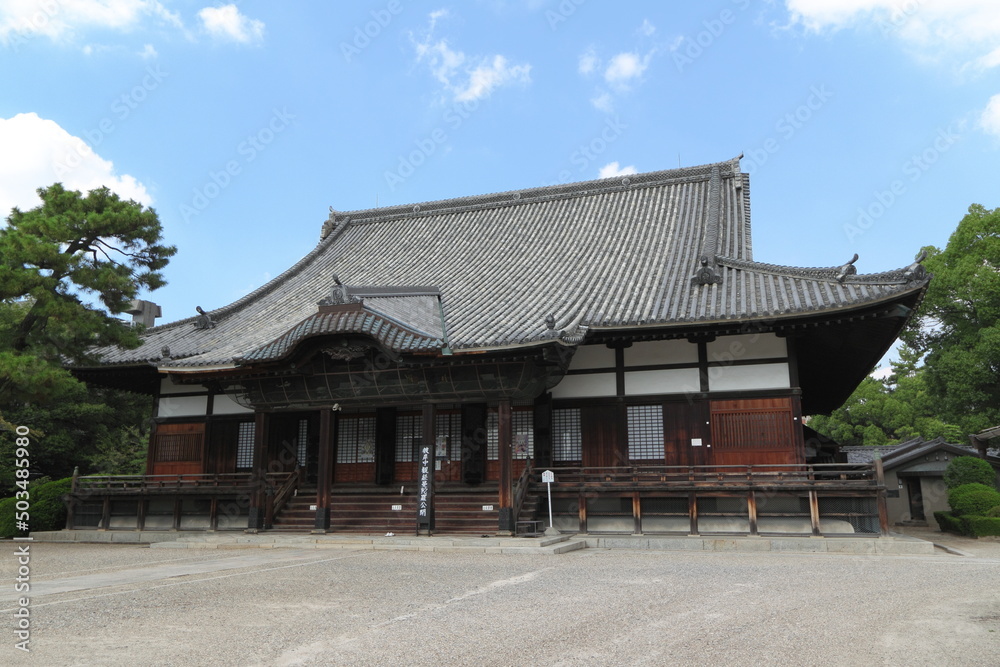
[934,511,966,535]
[966,516,1000,537]
[987,505,1000,518]
[0,477,73,538]
[948,483,1000,517]
[943,456,997,489]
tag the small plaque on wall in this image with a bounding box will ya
[691,438,703,447]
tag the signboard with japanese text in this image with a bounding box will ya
[416,444,433,530]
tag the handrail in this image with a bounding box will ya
[271,467,301,519]
[538,463,879,490]
[73,472,284,494]
[512,460,533,523]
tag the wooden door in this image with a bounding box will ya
[150,423,205,475]
[709,398,802,466]
[582,404,622,468]
[663,401,710,467]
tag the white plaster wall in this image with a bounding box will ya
[707,333,787,362]
[157,396,208,418]
[160,377,206,395]
[568,345,615,370]
[624,339,698,366]
[550,373,616,399]
[624,369,701,396]
[708,363,790,391]
[212,394,253,415]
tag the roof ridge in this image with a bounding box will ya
[324,156,743,230]
[716,255,927,285]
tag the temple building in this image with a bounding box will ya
[71,157,930,537]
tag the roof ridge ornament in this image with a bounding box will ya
[194,306,215,330]
[835,254,859,283]
[318,275,354,306]
[691,166,724,286]
[903,250,928,283]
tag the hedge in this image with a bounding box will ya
[0,477,73,538]
[934,511,1000,538]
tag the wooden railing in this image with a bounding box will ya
[266,468,301,528]
[534,463,880,491]
[74,472,258,494]
[512,460,533,523]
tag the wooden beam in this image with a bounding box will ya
[747,490,758,535]
[248,411,268,530]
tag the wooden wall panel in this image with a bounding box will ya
[150,422,205,475]
[709,397,802,466]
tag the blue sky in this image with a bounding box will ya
[2,1,999,366]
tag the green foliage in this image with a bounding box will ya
[943,456,997,489]
[965,516,1000,537]
[947,483,1000,517]
[808,356,963,446]
[0,184,171,488]
[901,204,1000,434]
[0,477,72,538]
[0,183,176,405]
[934,510,965,535]
[986,505,1000,518]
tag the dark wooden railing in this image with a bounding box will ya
[512,460,533,523]
[74,472,257,494]
[265,468,301,528]
[536,463,880,491]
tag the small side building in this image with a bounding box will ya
[844,438,1000,530]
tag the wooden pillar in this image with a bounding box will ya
[375,407,397,485]
[688,492,698,536]
[747,490,758,536]
[314,408,334,531]
[875,458,890,537]
[632,492,642,535]
[533,393,553,469]
[248,411,269,530]
[808,490,822,536]
[497,399,514,534]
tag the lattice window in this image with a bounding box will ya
[486,409,534,460]
[627,404,664,460]
[395,414,423,462]
[436,412,462,459]
[712,409,792,449]
[336,415,376,464]
[296,419,308,468]
[235,422,254,470]
[154,432,203,463]
[552,408,582,462]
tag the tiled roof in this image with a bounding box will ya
[92,156,929,369]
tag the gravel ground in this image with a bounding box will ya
[2,542,998,666]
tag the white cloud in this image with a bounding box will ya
[137,42,156,58]
[590,91,613,113]
[412,11,531,103]
[979,94,1000,138]
[639,19,656,37]
[198,4,264,44]
[598,161,637,179]
[578,47,597,75]
[455,55,531,103]
[0,113,151,220]
[604,51,650,87]
[785,0,1000,70]
[0,0,182,45]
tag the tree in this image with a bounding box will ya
[0,183,174,401]
[808,349,963,447]
[0,183,174,486]
[901,204,1000,434]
